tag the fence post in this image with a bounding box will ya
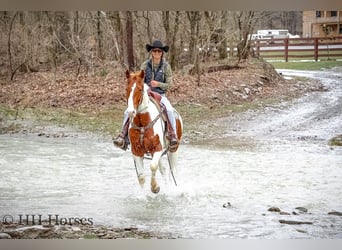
[314,38,319,61]
[256,40,260,58]
[284,38,289,62]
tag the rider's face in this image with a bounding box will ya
[151,49,163,61]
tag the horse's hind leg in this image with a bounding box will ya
[150,151,162,193]
[133,156,145,187]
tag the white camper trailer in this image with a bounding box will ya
[257,29,289,39]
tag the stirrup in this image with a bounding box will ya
[168,137,179,152]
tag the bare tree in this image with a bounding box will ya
[234,11,262,63]
[218,11,229,59]
[111,11,125,64]
[187,11,201,64]
[1,10,306,82]
[96,11,104,60]
[162,11,180,70]
[125,11,134,71]
[7,11,19,80]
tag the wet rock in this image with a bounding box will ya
[15,225,51,232]
[38,132,67,138]
[72,226,81,232]
[295,207,308,213]
[223,202,231,208]
[328,211,342,216]
[0,232,11,239]
[0,123,22,134]
[191,130,202,135]
[268,206,281,212]
[329,134,342,146]
[296,229,307,234]
[279,220,313,225]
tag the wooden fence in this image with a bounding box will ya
[251,36,342,62]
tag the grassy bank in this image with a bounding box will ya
[0,103,243,136]
[0,94,289,140]
[269,60,342,70]
[0,104,122,136]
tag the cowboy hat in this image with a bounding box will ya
[146,40,169,53]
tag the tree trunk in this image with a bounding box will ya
[143,11,153,43]
[8,12,19,80]
[162,11,180,70]
[187,11,201,64]
[125,11,134,71]
[170,11,180,70]
[111,11,125,64]
[195,20,201,86]
[235,11,260,64]
[97,11,104,59]
[218,11,228,59]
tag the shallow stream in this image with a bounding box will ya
[1,68,342,238]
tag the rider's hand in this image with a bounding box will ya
[150,80,159,87]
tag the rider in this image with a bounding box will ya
[113,40,179,151]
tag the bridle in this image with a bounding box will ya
[128,84,164,147]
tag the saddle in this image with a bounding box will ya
[147,90,166,121]
[147,89,181,121]
[147,89,181,153]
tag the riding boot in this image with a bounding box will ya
[163,109,178,152]
[113,119,130,151]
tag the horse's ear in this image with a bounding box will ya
[125,70,130,79]
[139,70,145,79]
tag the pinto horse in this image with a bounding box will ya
[125,70,183,193]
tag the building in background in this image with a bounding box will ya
[256,11,302,36]
[303,11,342,37]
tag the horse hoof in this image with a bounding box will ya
[138,175,145,187]
[151,186,160,194]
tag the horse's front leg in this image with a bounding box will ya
[133,155,145,188]
[150,151,163,193]
[158,158,168,184]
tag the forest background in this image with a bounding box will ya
[0,11,302,79]
[1,11,311,139]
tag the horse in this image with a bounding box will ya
[125,69,183,193]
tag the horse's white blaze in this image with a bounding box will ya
[137,84,150,113]
[127,83,136,118]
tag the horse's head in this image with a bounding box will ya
[125,70,146,118]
